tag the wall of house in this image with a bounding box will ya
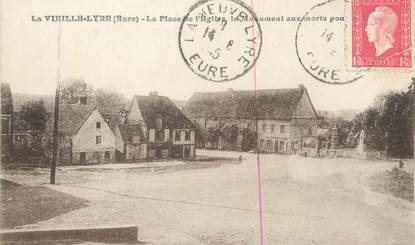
[113,125,124,153]
[290,119,319,138]
[172,129,195,144]
[72,150,115,164]
[148,128,169,143]
[257,120,290,153]
[72,110,116,159]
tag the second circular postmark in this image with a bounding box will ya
[295,0,365,85]
[179,0,262,82]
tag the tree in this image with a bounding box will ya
[222,124,239,150]
[379,90,412,157]
[94,88,128,113]
[241,128,256,151]
[60,78,94,105]
[20,99,47,131]
[14,100,48,161]
[350,79,414,157]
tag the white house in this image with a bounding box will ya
[46,104,124,164]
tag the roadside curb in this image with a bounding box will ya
[0,225,139,244]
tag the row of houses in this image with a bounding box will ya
[1,87,197,164]
[49,93,197,164]
[2,82,323,164]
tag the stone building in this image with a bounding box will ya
[183,85,320,154]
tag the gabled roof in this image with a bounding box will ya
[118,124,145,143]
[13,93,55,113]
[131,94,195,129]
[183,86,316,120]
[46,104,94,134]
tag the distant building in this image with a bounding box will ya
[183,85,320,154]
[45,104,124,164]
[126,92,196,159]
[1,83,14,162]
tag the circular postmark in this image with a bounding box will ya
[179,0,262,82]
[295,0,364,85]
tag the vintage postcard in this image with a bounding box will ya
[0,0,414,244]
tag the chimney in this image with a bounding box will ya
[299,84,305,90]
[79,96,87,105]
[149,91,158,97]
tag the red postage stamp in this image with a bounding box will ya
[351,0,412,68]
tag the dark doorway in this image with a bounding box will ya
[155,148,162,159]
[80,152,86,163]
[184,146,190,158]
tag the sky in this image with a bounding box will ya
[1,0,414,112]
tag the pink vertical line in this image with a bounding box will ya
[249,0,264,244]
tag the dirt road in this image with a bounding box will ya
[2,150,414,244]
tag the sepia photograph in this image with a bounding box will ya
[0,0,414,244]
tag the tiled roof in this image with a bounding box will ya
[183,87,308,120]
[118,124,145,143]
[133,95,195,129]
[46,104,94,134]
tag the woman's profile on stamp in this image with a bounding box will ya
[365,6,398,57]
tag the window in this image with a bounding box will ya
[96,135,102,144]
[96,122,101,129]
[185,131,191,140]
[271,125,275,133]
[175,131,181,141]
[247,123,252,131]
[105,151,110,159]
[279,141,285,152]
[280,125,286,134]
[267,140,273,150]
[260,139,264,148]
[262,124,266,132]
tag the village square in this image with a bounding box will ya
[0,78,413,244]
